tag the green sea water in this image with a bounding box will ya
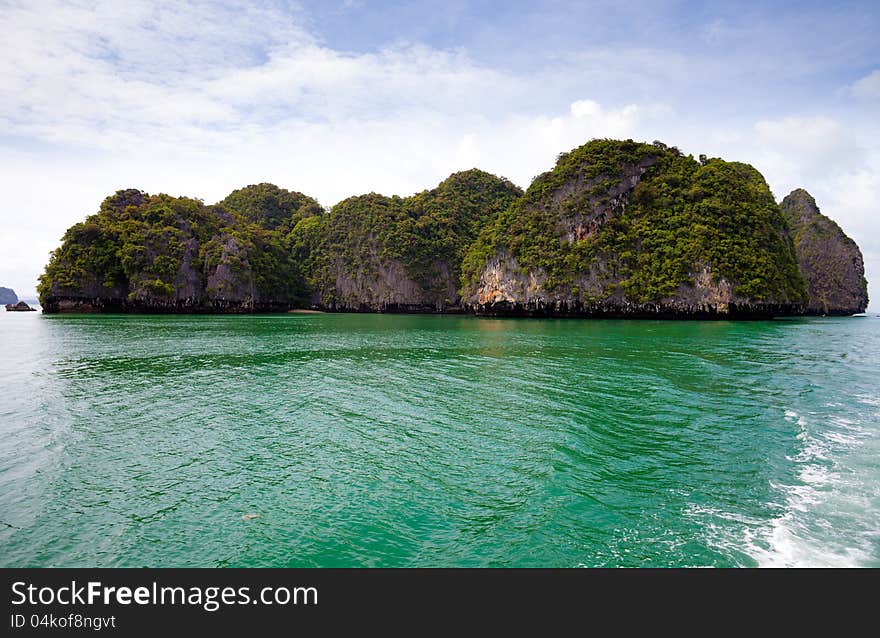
[1,311,878,567]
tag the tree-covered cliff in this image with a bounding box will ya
[220,183,323,233]
[780,189,868,315]
[291,169,523,311]
[38,187,314,312]
[461,139,807,317]
[38,172,520,313]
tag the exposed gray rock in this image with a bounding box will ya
[205,235,257,307]
[781,189,868,315]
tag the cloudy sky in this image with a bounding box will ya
[1,0,878,306]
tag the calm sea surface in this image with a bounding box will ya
[1,311,878,567]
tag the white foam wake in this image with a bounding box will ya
[690,406,879,567]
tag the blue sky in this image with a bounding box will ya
[1,0,878,306]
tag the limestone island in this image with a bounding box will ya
[5,301,36,312]
[39,139,868,318]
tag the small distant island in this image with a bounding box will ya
[38,139,868,318]
[5,301,36,312]
[0,287,17,305]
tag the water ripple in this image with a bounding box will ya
[1,312,878,567]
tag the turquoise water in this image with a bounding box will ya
[0,311,878,567]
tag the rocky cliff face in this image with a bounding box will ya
[295,170,522,312]
[780,189,868,315]
[0,287,17,305]
[468,255,773,318]
[461,139,807,318]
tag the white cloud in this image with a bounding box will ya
[0,0,657,200]
[850,69,880,99]
[754,116,842,154]
[746,115,866,198]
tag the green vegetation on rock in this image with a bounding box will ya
[292,169,522,309]
[39,187,314,311]
[461,139,806,310]
[220,183,323,233]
